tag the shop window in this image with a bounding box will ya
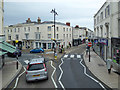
[48,43,51,49]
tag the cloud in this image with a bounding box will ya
[4,0,106,30]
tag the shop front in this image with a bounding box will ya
[111,37,120,73]
[93,38,108,61]
[99,38,108,61]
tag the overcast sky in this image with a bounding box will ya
[4,0,106,30]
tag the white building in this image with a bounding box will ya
[72,25,94,46]
[0,0,4,41]
[94,1,120,62]
[4,18,73,50]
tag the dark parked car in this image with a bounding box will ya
[30,48,44,53]
[7,49,22,57]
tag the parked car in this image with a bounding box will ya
[7,49,22,57]
[26,58,48,82]
[30,48,44,53]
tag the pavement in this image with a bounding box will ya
[1,57,22,89]
[83,48,120,89]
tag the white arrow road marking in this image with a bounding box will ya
[24,60,29,64]
[58,58,65,89]
[50,61,58,88]
[70,55,74,58]
[64,55,68,58]
[77,55,81,58]
[79,59,106,90]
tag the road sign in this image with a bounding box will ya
[88,42,92,47]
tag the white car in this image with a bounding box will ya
[26,58,48,82]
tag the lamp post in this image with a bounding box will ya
[51,8,58,59]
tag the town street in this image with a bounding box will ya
[7,44,109,89]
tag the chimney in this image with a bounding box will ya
[66,22,70,26]
[37,17,41,24]
[75,25,79,28]
[26,18,31,23]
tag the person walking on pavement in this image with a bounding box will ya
[106,57,112,74]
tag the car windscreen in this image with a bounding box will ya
[28,63,44,71]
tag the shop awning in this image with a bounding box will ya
[0,42,16,53]
[0,51,7,56]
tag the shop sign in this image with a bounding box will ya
[94,39,98,44]
[100,39,108,46]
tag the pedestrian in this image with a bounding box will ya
[106,57,112,74]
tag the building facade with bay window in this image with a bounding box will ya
[4,18,73,50]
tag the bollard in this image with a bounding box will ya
[16,61,18,69]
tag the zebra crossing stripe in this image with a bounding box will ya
[64,55,68,58]
[77,55,81,58]
[70,55,74,58]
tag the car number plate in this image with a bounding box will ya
[33,74,40,77]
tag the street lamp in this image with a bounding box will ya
[51,8,58,59]
[50,8,58,39]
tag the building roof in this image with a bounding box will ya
[8,21,70,27]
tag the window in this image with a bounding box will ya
[11,29,12,32]
[48,34,51,39]
[48,26,51,31]
[36,33,40,40]
[101,29,103,37]
[15,28,16,32]
[69,28,71,31]
[94,19,96,25]
[67,34,68,38]
[16,34,19,40]
[25,33,29,39]
[35,42,38,48]
[56,27,59,31]
[100,12,103,20]
[37,27,39,31]
[48,43,51,49]
[107,5,110,16]
[8,29,9,32]
[63,34,65,38]
[8,35,11,40]
[24,27,26,32]
[28,63,44,71]
[63,28,65,32]
[70,34,71,38]
[67,28,68,31]
[56,34,58,39]
[97,16,99,23]
[28,27,30,31]
[18,28,20,32]
[105,5,110,18]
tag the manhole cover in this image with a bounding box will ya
[98,64,104,66]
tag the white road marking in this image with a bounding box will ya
[13,65,26,89]
[24,60,29,64]
[79,58,106,90]
[46,51,54,54]
[70,55,74,58]
[58,58,65,89]
[64,55,68,58]
[50,61,58,88]
[77,55,81,58]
